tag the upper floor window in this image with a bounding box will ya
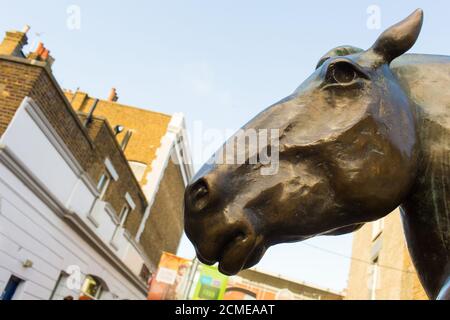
[372,218,384,241]
[369,256,380,300]
[111,193,136,246]
[111,203,133,247]
[96,171,111,199]
[118,204,131,227]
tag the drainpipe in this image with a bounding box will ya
[84,99,99,127]
[120,130,133,151]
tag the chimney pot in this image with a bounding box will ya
[26,42,55,68]
[41,48,49,60]
[22,25,30,34]
[108,88,119,102]
[35,42,44,55]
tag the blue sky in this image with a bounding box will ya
[2,1,449,292]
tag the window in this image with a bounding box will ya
[372,218,384,241]
[1,275,24,300]
[118,204,131,227]
[50,272,80,300]
[369,256,380,300]
[111,204,132,246]
[96,171,111,199]
[80,275,104,300]
[139,264,151,284]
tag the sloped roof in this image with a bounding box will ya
[65,91,171,171]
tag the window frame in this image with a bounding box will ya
[369,256,380,300]
[111,203,133,247]
[118,203,131,227]
[1,275,24,300]
[372,218,384,241]
[96,171,112,199]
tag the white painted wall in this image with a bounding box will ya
[0,97,147,300]
[0,163,143,300]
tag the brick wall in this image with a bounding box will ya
[346,209,428,300]
[66,90,189,269]
[0,56,147,242]
[402,247,428,300]
[345,223,373,300]
[0,58,95,167]
[0,58,39,136]
[81,115,147,237]
[139,158,185,268]
[65,91,171,181]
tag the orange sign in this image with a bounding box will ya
[148,252,191,300]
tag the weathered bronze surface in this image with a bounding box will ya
[184,9,450,299]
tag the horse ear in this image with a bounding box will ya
[370,9,423,64]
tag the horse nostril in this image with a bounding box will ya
[189,178,210,211]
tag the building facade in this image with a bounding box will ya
[0,27,192,300]
[226,269,344,300]
[65,90,194,271]
[346,208,428,300]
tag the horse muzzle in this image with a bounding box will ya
[184,196,267,275]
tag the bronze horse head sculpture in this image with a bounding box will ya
[184,9,450,299]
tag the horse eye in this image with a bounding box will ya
[331,62,357,84]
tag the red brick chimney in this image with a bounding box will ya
[108,88,119,102]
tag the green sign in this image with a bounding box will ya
[192,265,228,300]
